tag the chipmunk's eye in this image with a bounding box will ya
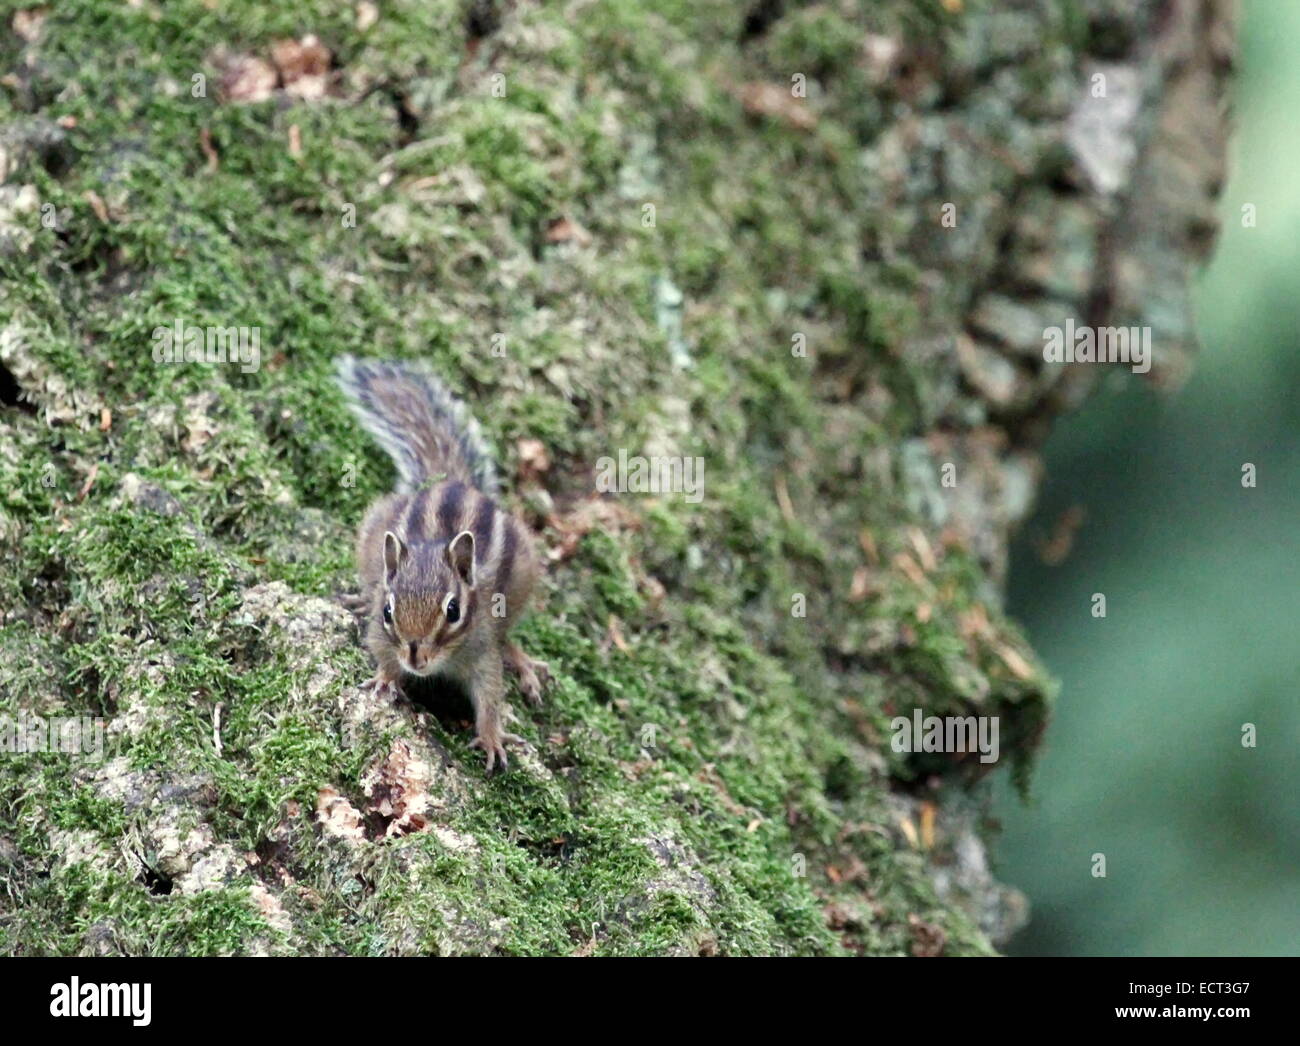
[445,597,460,623]
[382,600,393,625]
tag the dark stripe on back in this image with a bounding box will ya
[403,487,432,539]
[434,481,467,538]
[470,496,496,556]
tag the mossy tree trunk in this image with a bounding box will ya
[0,0,1230,955]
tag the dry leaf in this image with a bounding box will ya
[893,551,926,587]
[908,526,938,572]
[604,615,629,653]
[271,35,331,100]
[220,53,277,103]
[546,497,642,562]
[858,528,879,565]
[919,801,936,850]
[198,126,219,172]
[849,566,873,603]
[738,82,817,131]
[84,191,109,223]
[76,462,98,501]
[516,437,551,483]
[896,814,919,850]
[773,472,795,522]
[640,573,666,611]
[545,216,592,247]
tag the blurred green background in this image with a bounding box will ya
[993,1,1299,955]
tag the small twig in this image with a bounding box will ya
[76,462,99,501]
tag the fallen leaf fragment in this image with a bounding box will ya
[858,528,879,566]
[271,35,331,100]
[76,462,98,501]
[737,81,817,131]
[908,526,938,572]
[516,437,551,483]
[84,191,108,223]
[919,801,936,850]
[893,551,927,587]
[545,497,642,562]
[198,127,219,172]
[220,53,277,103]
[773,472,795,522]
[603,615,629,653]
[545,216,592,247]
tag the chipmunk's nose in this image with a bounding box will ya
[409,642,424,670]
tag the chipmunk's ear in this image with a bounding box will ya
[383,531,407,583]
[446,530,475,587]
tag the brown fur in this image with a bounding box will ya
[338,360,547,772]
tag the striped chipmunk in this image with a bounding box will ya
[335,357,548,772]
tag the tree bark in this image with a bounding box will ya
[0,0,1232,955]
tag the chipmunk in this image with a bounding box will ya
[335,356,547,772]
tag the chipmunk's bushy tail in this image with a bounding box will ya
[335,356,498,495]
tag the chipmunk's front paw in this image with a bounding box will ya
[360,673,402,700]
[469,727,525,774]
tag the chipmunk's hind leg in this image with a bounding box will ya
[504,640,549,706]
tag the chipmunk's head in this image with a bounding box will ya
[378,529,477,676]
